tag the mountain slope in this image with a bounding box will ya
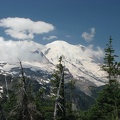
[0,40,108,94]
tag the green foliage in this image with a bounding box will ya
[88,83,120,120]
[35,89,54,120]
[102,36,119,82]
[3,91,17,120]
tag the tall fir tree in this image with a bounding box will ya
[53,56,66,120]
[87,36,120,120]
[103,36,118,83]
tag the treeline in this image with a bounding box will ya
[0,36,120,120]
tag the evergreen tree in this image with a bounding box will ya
[103,36,118,83]
[87,36,120,120]
[53,56,66,120]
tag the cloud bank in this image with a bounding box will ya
[81,28,95,42]
[0,17,54,40]
[0,37,104,65]
[0,37,45,62]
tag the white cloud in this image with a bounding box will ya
[0,37,45,62]
[0,17,54,40]
[43,35,58,40]
[85,44,104,62]
[81,28,95,42]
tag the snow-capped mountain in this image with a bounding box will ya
[43,40,107,87]
[0,39,107,95]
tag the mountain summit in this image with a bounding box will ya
[43,40,107,87]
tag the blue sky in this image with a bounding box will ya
[0,0,120,60]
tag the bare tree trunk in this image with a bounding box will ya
[19,60,32,120]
